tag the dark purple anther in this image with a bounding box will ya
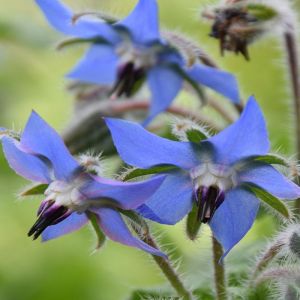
[28,201,71,240]
[111,62,146,97]
[197,186,225,224]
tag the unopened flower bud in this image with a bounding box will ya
[78,153,105,177]
[171,118,210,142]
[289,232,300,259]
[254,223,300,277]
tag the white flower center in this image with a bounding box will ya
[190,162,237,191]
[44,180,87,212]
[116,40,160,69]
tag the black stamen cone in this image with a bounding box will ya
[111,62,145,97]
[197,186,225,224]
[28,205,68,240]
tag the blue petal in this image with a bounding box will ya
[239,162,300,199]
[1,137,51,183]
[105,118,200,170]
[145,66,183,125]
[209,187,260,258]
[187,64,240,103]
[136,173,193,225]
[80,175,166,209]
[116,0,160,44]
[35,0,119,42]
[67,44,118,85]
[20,111,79,180]
[208,97,270,164]
[42,213,88,241]
[95,208,166,257]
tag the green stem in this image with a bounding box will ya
[89,210,193,298]
[283,30,300,213]
[142,233,194,300]
[212,237,228,300]
[127,212,193,300]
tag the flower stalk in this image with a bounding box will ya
[212,237,228,300]
[283,29,300,212]
[143,234,194,300]
[127,212,193,300]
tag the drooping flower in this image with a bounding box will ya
[202,1,291,60]
[36,0,240,124]
[0,111,166,257]
[105,96,300,257]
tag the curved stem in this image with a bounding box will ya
[109,100,222,130]
[212,237,228,300]
[283,30,300,213]
[143,234,194,300]
[207,97,237,123]
[128,215,194,300]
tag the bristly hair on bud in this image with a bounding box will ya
[0,127,21,141]
[171,118,211,142]
[253,223,300,278]
[201,0,297,60]
[254,266,300,300]
[163,30,219,68]
[77,152,106,177]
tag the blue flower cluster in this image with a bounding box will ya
[1,0,299,260]
[36,0,240,124]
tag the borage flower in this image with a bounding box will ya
[105,97,300,257]
[0,112,166,257]
[36,0,240,124]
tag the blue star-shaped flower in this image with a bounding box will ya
[1,111,166,257]
[36,0,240,124]
[105,96,300,257]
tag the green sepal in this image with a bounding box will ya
[120,209,149,237]
[247,4,278,21]
[242,183,291,219]
[56,37,108,50]
[186,128,208,143]
[86,212,106,250]
[20,184,48,197]
[253,154,290,167]
[122,165,178,181]
[186,202,201,240]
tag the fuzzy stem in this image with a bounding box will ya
[284,30,300,213]
[143,233,194,300]
[252,240,285,279]
[212,237,228,300]
[128,213,193,300]
[111,100,222,130]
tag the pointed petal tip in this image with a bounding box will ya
[116,0,160,44]
[1,136,51,183]
[188,64,240,103]
[208,94,270,164]
[209,188,260,259]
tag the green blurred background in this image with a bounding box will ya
[0,1,299,299]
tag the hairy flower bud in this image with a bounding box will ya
[255,267,300,300]
[78,153,105,177]
[171,118,210,142]
[254,223,300,278]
